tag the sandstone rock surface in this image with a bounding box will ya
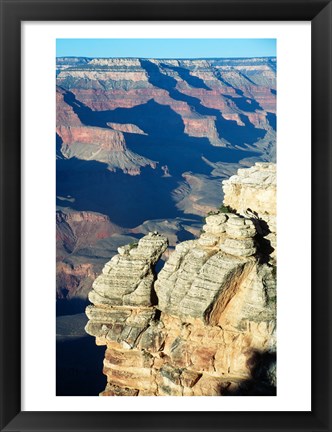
[56,86,156,174]
[85,164,277,396]
[223,162,276,217]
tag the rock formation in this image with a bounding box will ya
[85,163,276,396]
[56,86,156,174]
[57,57,276,303]
[87,232,168,308]
[223,162,276,261]
[57,56,276,150]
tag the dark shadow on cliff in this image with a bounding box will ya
[177,227,196,242]
[56,297,89,316]
[222,350,276,396]
[266,112,276,131]
[56,336,106,396]
[56,133,64,159]
[247,215,275,263]
[212,68,266,113]
[61,86,183,136]
[139,59,266,148]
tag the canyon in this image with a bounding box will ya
[56,56,276,395]
[56,56,276,304]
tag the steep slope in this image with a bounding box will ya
[57,86,156,175]
[57,57,276,148]
[85,163,277,396]
[56,209,126,300]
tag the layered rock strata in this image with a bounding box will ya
[87,233,168,308]
[57,57,276,149]
[57,58,276,303]
[223,162,276,261]
[86,164,276,396]
[56,86,156,174]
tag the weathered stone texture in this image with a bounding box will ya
[88,232,168,307]
[223,162,276,261]
[86,164,277,396]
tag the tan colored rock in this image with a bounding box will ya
[202,213,228,235]
[89,232,168,307]
[155,213,258,321]
[85,163,277,396]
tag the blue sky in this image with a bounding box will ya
[56,39,276,59]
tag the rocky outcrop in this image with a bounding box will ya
[88,232,168,308]
[223,162,276,261]
[57,57,276,148]
[223,162,276,218]
[58,125,126,151]
[85,164,276,396]
[155,213,263,324]
[107,122,147,135]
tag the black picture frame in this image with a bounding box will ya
[1,0,331,431]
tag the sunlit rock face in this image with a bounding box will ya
[85,164,276,396]
[56,56,276,303]
[57,57,276,151]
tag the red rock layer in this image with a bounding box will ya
[56,210,123,299]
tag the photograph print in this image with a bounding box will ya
[56,38,277,397]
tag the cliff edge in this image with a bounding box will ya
[85,162,277,396]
